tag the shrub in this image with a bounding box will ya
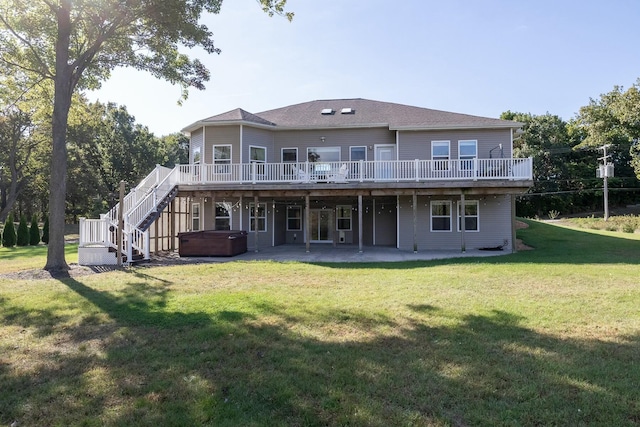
[2,213,17,247]
[30,215,41,245]
[42,216,49,244]
[17,214,30,246]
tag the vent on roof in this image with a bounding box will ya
[321,108,334,115]
[341,108,355,114]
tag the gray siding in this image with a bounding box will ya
[398,129,512,160]
[273,128,394,162]
[203,125,241,163]
[397,194,513,251]
[243,126,275,163]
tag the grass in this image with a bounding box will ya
[1,220,640,426]
[562,214,640,234]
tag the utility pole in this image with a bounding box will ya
[598,145,613,221]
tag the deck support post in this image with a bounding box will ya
[460,192,466,253]
[254,195,259,252]
[413,191,418,253]
[117,180,125,266]
[211,194,216,230]
[358,194,363,254]
[305,194,311,253]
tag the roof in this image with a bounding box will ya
[182,98,521,132]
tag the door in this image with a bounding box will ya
[375,145,396,179]
[310,209,333,243]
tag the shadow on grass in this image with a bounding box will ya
[1,276,639,426]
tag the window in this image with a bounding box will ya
[431,201,451,232]
[336,205,352,231]
[192,146,201,164]
[191,203,200,231]
[282,148,298,162]
[457,200,479,232]
[458,140,477,170]
[287,206,302,231]
[250,202,267,232]
[432,141,449,170]
[350,146,366,161]
[250,146,266,163]
[308,147,340,163]
[214,145,231,173]
[215,202,232,230]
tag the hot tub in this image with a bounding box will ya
[178,230,248,257]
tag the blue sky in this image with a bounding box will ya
[89,0,640,136]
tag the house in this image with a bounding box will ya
[78,98,532,265]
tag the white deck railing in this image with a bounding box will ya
[79,157,532,264]
[176,158,532,185]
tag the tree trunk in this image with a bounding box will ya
[45,2,73,272]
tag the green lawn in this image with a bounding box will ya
[1,221,639,426]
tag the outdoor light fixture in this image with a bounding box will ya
[320,136,326,143]
[489,144,503,159]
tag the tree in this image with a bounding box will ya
[0,108,39,223]
[2,212,16,247]
[41,216,49,244]
[16,213,28,245]
[29,214,40,245]
[501,111,600,216]
[575,80,640,179]
[0,0,292,271]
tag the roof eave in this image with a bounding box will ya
[181,120,277,133]
[390,123,523,131]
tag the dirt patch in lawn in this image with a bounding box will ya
[515,220,533,251]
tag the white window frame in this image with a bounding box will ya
[215,202,232,230]
[430,200,452,232]
[249,145,266,163]
[282,147,298,163]
[249,202,267,232]
[191,202,201,231]
[336,205,352,231]
[213,145,232,173]
[286,206,302,231]
[349,146,367,161]
[431,140,450,171]
[192,146,201,164]
[458,140,477,171]
[307,146,341,163]
[457,200,479,232]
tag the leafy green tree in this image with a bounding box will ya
[501,111,600,216]
[16,213,29,246]
[0,0,292,271]
[0,108,39,223]
[575,80,639,179]
[41,216,49,244]
[160,133,190,167]
[29,214,40,245]
[2,212,16,247]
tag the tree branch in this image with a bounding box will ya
[0,13,54,78]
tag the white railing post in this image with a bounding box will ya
[144,230,150,260]
[127,232,133,265]
[359,159,364,182]
[252,162,257,184]
[414,159,419,182]
[473,158,478,181]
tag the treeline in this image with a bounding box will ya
[504,79,640,218]
[0,95,188,225]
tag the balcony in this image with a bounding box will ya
[176,158,532,185]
